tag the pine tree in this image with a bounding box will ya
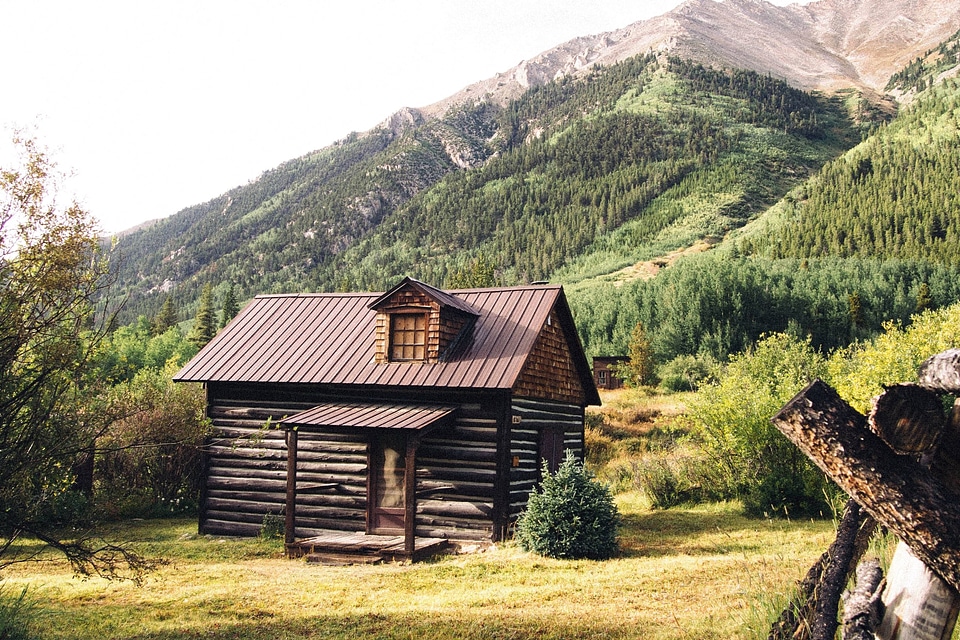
[152,296,178,336]
[220,284,239,329]
[916,282,934,313]
[188,284,216,349]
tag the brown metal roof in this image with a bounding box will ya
[174,282,597,402]
[280,402,457,431]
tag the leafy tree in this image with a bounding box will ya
[616,322,657,387]
[515,452,620,559]
[152,296,178,336]
[0,135,149,579]
[220,284,239,329]
[188,283,216,349]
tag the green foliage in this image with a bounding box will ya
[152,296,178,335]
[657,354,718,392]
[827,302,960,413]
[0,585,36,640]
[747,78,960,266]
[95,362,210,518]
[515,452,620,559]
[617,322,657,387]
[570,252,960,363]
[445,253,499,289]
[689,333,835,518]
[95,318,197,385]
[188,283,216,349]
[220,284,239,328]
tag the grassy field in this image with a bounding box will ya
[2,494,844,640]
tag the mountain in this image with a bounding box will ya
[423,0,960,116]
[108,0,960,359]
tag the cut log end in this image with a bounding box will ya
[869,383,946,455]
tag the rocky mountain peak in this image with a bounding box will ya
[420,0,960,119]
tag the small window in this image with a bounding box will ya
[390,313,427,361]
[598,370,608,386]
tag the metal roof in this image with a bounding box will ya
[280,402,457,431]
[174,283,595,399]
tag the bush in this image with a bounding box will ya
[515,452,620,559]
[689,333,834,518]
[658,354,717,392]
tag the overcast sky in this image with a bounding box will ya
[2,0,807,234]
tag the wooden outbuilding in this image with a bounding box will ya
[174,277,600,560]
[593,356,627,390]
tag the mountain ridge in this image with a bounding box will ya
[419,0,960,124]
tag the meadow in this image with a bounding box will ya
[2,495,844,640]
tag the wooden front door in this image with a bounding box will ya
[370,431,406,533]
[538,425,565,476]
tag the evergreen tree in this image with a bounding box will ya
[188,284,216,349]
[152,296,178,336]
[916,282,934,313]
[220,284,239,329]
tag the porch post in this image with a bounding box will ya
[284,427,298,546]
[404,435,418,557]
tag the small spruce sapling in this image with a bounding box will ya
[515,451,620,560]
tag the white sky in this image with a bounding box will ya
[2,0,807,234]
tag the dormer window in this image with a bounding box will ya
[390,313,427,361]
[370,277,481,365]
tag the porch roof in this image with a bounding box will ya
[279,402,457,432]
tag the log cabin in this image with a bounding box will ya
[174,277,600,560]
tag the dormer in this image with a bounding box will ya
[369,277,479,364]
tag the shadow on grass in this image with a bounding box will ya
[118,611,652,640]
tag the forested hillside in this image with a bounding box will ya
[568,52,960,366]
[109,54,866,325]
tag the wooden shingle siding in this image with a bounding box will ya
[514,310,587,405]
[507,398,586,523]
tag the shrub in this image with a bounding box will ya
[515,452,620,559]
[689,333,834,518]
[658,354,717,392]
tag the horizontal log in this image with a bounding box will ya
[418,446,497,464]
[416,518,495,534]
[772,380,960,593]
[201,519,262,537]
[918,349,960,394]
[206,445,366,463]
[207,489,285,503]
[415,467,496,483]
[418,499,493,518]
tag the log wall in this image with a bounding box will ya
[507,397,586,525]
[202,398,369,538]
[415,402,499,541]
[200,383,508,543]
